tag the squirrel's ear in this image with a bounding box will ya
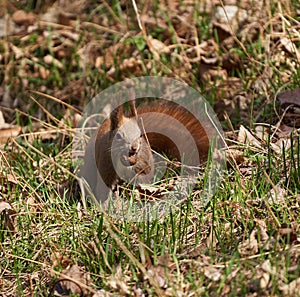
[129,100,137,117]
[110,105,123,130]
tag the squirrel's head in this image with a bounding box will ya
[109,105,153,183]
[113,116,142,164]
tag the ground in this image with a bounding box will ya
[0,0,299,296]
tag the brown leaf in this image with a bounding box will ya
[278,88,300,108]
[238,229,258,256]
[0,201,12,213]
[51,252,72,269]
[204,266,222,281]
[10,43,24,59]
[107,265,131,295]
[0,201,17,232]
[237,125,262,149]
[146,265,167,289]
[43,54,64,69]
[280,37,300,61]
[0,172,18,185]
[39,66,50,80]
[0,111,21,144]
[199,64,228,85]
[275,124,297,139]
[279,277,300,296]
[278,223,298,244]
[267,184,287,205]
[260,260,272,289]
[12,10,37,27]
[148,36,170,54]
[222,52,242,72]
[226,148,245,165]
[0,126,21,144]
[56,265,92,296]
[212,21,232,42]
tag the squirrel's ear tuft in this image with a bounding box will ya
[129,100,138,117]
[110,105,124,130]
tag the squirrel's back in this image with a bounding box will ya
[136,100,209,165]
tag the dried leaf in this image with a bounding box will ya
[51,252,72,269]
[39,66,50,80]
[0,111,21,144]
[146,266,167,289]
[148,36,170,54]
[0,201,12,213]
[278,88,300,108]
[43,54,64,69]
[237,125,262,149]
[12,10,37,27]
[238,229,258,256]
[280,37,300,61]
[278,223,298,244]
[226,148,245,165]
[279,277,300,296]
[275,124,296,138]
[120,57,143,75]
[267,184,287,205]
[10,43,24,59]
[0,172,18,185]
[222,52,242,72]
[108,265,131,295]
[0,201,17,232]
[199,64,228,85]
[204,266,222,281]
[260,260,271,289]
[56,265,92,296]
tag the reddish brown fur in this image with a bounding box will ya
[137,101,209,164]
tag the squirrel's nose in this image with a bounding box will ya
[130,139,140,154]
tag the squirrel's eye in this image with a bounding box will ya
[115,132,122,140]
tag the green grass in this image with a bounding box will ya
[1,131,299,295]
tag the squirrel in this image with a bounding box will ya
[80,99,210,202]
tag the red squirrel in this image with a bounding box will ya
[81,99,210,202]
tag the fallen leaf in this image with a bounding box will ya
[0,201,17,232]
[108,265,131,295]
[259,260,272,289]
[0,172,18,185]
[43,54,64,69]
[0,201,12,213]
[0,111,21,144]
[267,184,287,205]
[238,229,258,256]
[237,125,262,149]
[119,57,143,75]
[222,52,242,72]
[199,64,228,85]
[146,266,167,289]
[280,37,300,61]
[148,36,170,54]
[278,223,298,244]
[55,265,93,296]
[279,277,300,296]
[51,252,72,269]
[275,124,297,138]
[226,148,245,165]
[12,10,37,27]
[278,88,300,108]
[204,266,222,281]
